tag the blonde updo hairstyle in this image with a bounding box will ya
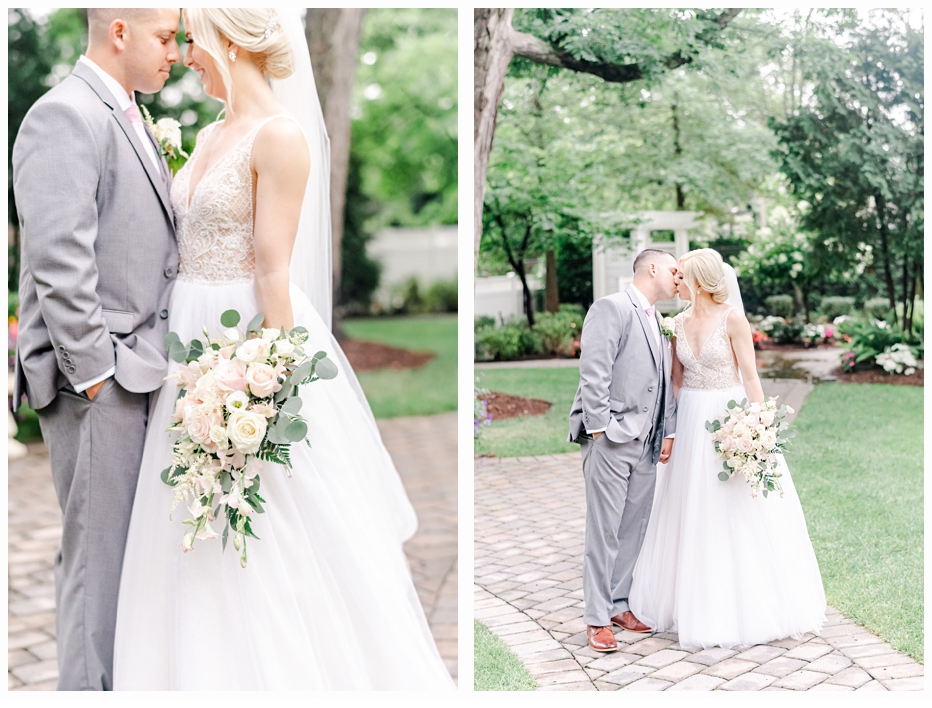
[184,8,293,112]
[679,248,730,306]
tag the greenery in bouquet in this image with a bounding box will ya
[160,309,338,567]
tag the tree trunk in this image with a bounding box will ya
[306,8,367,310]
[474,9,515,278]
[672,93,685,210]
[874,192,898,327]
[545,249,559,313]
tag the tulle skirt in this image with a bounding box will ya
[113,279,454,690]
[629,384,826,650]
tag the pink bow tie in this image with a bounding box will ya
[645,306,656,318]
[125,103,143,124]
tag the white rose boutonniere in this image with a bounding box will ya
[660,317,676,340]
[140,105,189,166]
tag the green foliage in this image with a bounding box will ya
[533,305,584,357]
[387,277,457,315]
[474,621,537,691]
[350,9,457,230]
[474,316,496,331]
[837,318,912,367]
[819,296,855,320]
[765,295,795,319]
[475,322,540,362]
[789,383,923,661]
[340,152,382,310]
[864,297,894,322]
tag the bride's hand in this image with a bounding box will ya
[659,437,673,464]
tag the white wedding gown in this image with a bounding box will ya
[629,309,826,650]
[112,116,453,689]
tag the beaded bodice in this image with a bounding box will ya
[675,308,742,390]
[171,114,293,285]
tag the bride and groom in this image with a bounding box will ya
[12,8,453,690]
[569,248,826,653]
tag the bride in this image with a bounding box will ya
[113,8,453,689]
[629,248,826,650]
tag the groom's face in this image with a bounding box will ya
[654,255,679,300]
[122,9,182,95]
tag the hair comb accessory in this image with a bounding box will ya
[264,14,279,39]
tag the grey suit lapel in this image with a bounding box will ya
[624,286,661,368]
[71,63,174,225]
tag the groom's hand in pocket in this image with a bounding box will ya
[85,378,109,401]
[659,437,673,464]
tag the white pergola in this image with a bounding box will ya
[592,210,703,312]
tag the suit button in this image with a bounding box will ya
[164,267,174,277]
[160,309,169,319]
[648,385,654,392]
[58,345,66,352]
[64,358,73,365]
[643,406,649,412]
[66,366,75,374]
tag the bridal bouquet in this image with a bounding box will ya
[161,309,338,567]
[705,397,796,498]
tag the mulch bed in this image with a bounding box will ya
[830,366,924,387]
[483,391,552,420]
[339,339,435,372]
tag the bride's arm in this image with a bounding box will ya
[728,310,765,403]
[671,336,684,397]
[252,119,311,331]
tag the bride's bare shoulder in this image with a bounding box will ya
[252,116,309,177]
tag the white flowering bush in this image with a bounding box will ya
[706,397,796,498]
[162,309,338,567]
[758,315,785,336]
[875,343,919,376]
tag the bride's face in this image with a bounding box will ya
[675,265,691,301]
[182,18,226,101]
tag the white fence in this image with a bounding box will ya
[475,274,542,323]
[367,225,458,308]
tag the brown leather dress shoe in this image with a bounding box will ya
[611,610,651,633]
[587,625,618,652]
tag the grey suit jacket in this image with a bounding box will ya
[12,61,179,411]
[568,285,677,446]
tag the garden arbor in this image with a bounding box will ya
[593,211,702,312]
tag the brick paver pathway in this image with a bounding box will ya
[8,411,457,689]
[474,380,922,691]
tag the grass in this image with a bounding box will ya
[787,383,923,662]
[474,620,537,691]
[475,367,579,458]
[340,314,457,419]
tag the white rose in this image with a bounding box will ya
[154,117,183,147]
[261,327,280,342]
[748,402,762,414]
[227,410,268,455]
[209,425,229,449]
[760,431,778,450]
[245,362,280,398]
[223,327,241,343]
[235,339,262,363]
[736,436,754,454]
[274,339,295,357]
[760,411,775,427]
[225,390,250,413]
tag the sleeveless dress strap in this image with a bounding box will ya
[245,113,300,152]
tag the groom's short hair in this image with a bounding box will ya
[633,248,675,274]
[87,9,152,42]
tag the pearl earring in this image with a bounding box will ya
[228,50,237,62]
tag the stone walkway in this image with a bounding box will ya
[474,379,922,691]
[8,411,457,689]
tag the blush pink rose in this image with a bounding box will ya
[245,362,281,398]
[172,397,186,424]
[177,361,202,388]
[214,358,248,393]
[186,410,212,444]
[760,411,775,427]
[736,436,754,454]
[720,435,735,451]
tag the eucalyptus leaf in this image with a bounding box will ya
[164,331,181,350]
[246,494,265,514]
[220,471,232,494]
[220,309,241,328]
[280,397,303,415]
[292,361,314,383]
[274,381,291,403]
[313,350,327,360]
[762,489,769,498]
[189,339,204,358]
[169,340,188,363]
[727,400,736,409]
[246,312,265,333]
[267,422,291,445]
[315,357,338,380]
[160,466,173,485]
[718,471,731,481]
[285,419,308,442]
[221,521,229,552]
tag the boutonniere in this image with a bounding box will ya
[660,316,676,340]
[140,105,189,169]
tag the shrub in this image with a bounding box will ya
[770,317,804,344]
[765,294,794,318]
[533,304,584,357]
[475,321,541,361]
[819,296,855,321]
[864,297,893,321]
[474,315,496,331]
[424,279,458,313]
[8,291,19,318]
[839,318,909,369]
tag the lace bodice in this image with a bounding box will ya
[171,115,294,285]
[675,308,742,390]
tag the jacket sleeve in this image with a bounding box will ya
[14,99,115,386]
[663,369,677,437]
[578,297,626,433]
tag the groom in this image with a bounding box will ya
[568,248,679,652]
[12,9,181,690]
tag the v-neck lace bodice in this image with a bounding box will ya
[170,114,293,285]
[675,308,742,390]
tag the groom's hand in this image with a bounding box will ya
[659,437,673,464]
[85,378,109,401]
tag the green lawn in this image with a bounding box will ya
[475,367,579,458]
[788,383,923,662]
[474,620,537,691]
[341,314,457,418]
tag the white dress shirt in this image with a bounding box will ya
[587,285,673,439]
[73,56,159,392]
